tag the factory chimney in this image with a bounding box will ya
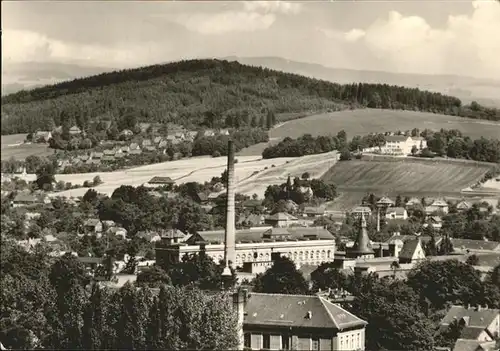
[222,140,236,277]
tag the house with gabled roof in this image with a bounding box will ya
[144,176,175,189]
[406,197,422,207]
[457,200,473,212]
[304,206,326,218]
[158,140,168,149]
[34,131,52,143]
[398,238,425,264]
[385,207,408,220]
[426,198,449,215]
[351,206,372,217]
[238,290,367,351]
[69,126,82,135]
[141,139,152,148]
[265,212,299,228]
[129,143,142,155]
[153,136,163,145]
[83,218,103,234]
[377,196,395,207]
[438,305,500,351]
[203,129,215,137]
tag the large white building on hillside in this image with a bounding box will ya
[364,135,427,156]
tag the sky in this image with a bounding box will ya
[2,0,500,80]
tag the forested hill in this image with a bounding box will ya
[2,59,499,135]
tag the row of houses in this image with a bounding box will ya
[32,124,230,145]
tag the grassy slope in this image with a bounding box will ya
[272,109,500,140]
[321,158,496,210]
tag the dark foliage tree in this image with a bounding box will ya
[406,260,485,310]
[252,256,309,295]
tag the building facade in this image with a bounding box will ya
[155,227,336,269]
[235,290,367,351]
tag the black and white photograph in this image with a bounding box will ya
[1,0,500,350]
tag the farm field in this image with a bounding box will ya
[28,155,297,198]
[321,159,495,211]
[15,151,338,199]
[1,133,53,161]
[270,109,500,140]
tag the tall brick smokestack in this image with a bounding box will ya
[224,139,236,271]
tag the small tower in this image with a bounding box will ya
[346,213,375,259]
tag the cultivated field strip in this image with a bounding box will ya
[321,160,492,194]
[271,108,500,140]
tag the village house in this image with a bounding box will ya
[185,131,198,141]
[398,238,426,264]
[129,143,142,155]
[376,196,395,208]
[120,129,134,139]
[33,131,52,143]
[235,289,367,351]
[303,206,326,218]
[438,305,500,351]
[83,218,103,234]
[424,216,443,230]
[265,212,299,228]
[141,139,153,148]
[203,129,215,137]
[11,193,50,208]
[238,214,266,228]
[138,123,152,133]
[143,176,175,189]
[351,206,372,217]
[69,126,82,135]
[153,136,163,145]
[406,197,422,207]
[107,226,128,239]
[385,207,408,220]
[425,198,449,215]
[456,200,473,212]
[219,128,230,136]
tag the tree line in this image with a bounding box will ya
[0,240,239,350]
[263,128,500,163]
[2,59,499,135]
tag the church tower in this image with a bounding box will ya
[346,213,375,259]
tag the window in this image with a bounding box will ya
[282,335,290,350]
[244,333,251,348]
[312,338,319,351]
[263,334,270,350]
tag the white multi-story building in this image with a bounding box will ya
[155,226,336,269]
[365,136,428,156]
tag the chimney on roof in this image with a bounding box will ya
[306,311,312,319]
[223,140,236,276]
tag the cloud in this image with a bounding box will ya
[1,29,161,68]
[171,11,276,35]
[243,1,302,15]
[343,0,500,78]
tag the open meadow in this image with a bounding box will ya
[26,154,316,198]
[14,151,338,199]
[1,133,53,161]
[271,108,500,140]
[321,158,496,211]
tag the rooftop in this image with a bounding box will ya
[187,227,335,245]
[441,305,500,329]
[244,292,367,330]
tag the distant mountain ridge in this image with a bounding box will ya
[2,62,112,96]
[221,56,500,107]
